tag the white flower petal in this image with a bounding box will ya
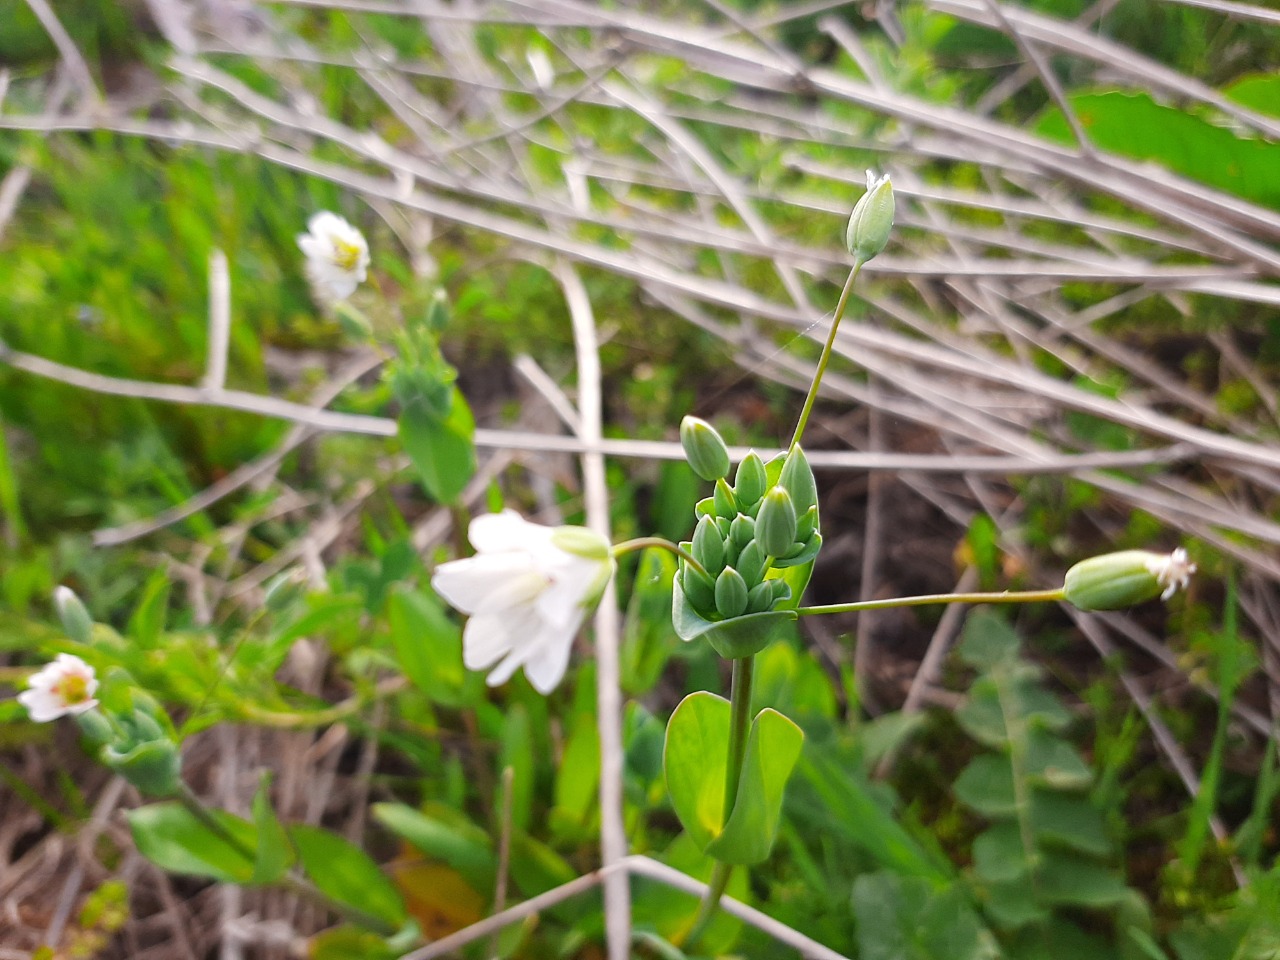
[467,510,552,554]
[462,611,523,670]
[433,554,547,615]
[522,620,580,694]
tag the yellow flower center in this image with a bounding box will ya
[54,673,91,705]
[331,238,363,272]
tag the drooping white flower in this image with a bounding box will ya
[431,511,614,694]
[1147,547,1196,601]
[297,211,370,302]
[18,654,99,722]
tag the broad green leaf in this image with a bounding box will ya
[398,388,476,504]
[372,803,495,894]
[291,824,407,927]
[672,578,796,659]
[972,822,1033,885]
[1035,850,1131,908]
[853,872,999,960]
[127,802,256,884]
[1024,729,1093,791]
[250,776,294,885]
[663,692,730,852]
[1224,73,1280,120]
[706,708,804,865]
[983,879,1051,930]
[1030,791,1111,857]
[386,585,473,707]
[1037,91,1280,210]
[958,611,1021,671]
[309,926,400,960]
[751,641,837,727]
[955,754,1018,818]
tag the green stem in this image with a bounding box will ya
[796,587,1066,617]
[611,536,709,579]
[684,656,755,948]
[790,261,863,450]
[177,785,399,936]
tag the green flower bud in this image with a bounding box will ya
[695,497,716,519]
[1063,548,1195,611]
[102,738,182,798]
[53,586,93,646]
[728,514,756,556]
[778,445,818,517]
[74,708,114,746]
[746,580,776,613]
[734,452,767,507]
[716,516,732,539]
[714,567,749,619]
[755,486,798,558]
[769,579,792,605]
[735,541,768,587]
[713,478,737,518]
[681,565,717,615]
[692,515,726,573]
[680,416,731,482]
[845,170,895,266]
[551,525,612,561]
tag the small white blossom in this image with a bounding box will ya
[431,511,614,694]
[18,654,99,722]
[1146,547,1196,601]
[297,211,369,302]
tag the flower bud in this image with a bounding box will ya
[53,586,93,646]
[778,445,818,518]
[734,452,767,507]
[746,580,776,614]
[680,416,731,482]
[681,565,717,616]
[74,709,114,746]
[695,497,715,519]
[769,579,792,605]
[102,738,182,798]
[713,478,737,518]
[691,515,726,573]
[714,567,749,619]
[735,541,768,587]
[728,514,756,555]
[551,525,612,561]
[755,487,798,558]
[1063,548,1195,611]
[846,170,894,266]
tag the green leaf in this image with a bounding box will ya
[958,611,1021,671]
[706,708,804,865]
[672,577,796,659]
[386,585,474,707]
[127,573,171,649]
[290,824,407,927]
[853,872,999,960]
[1030,791,1111,857]
[398,388,476,504]
[553,715,600,828]
[127,802,256,884]
[1024,729,1093,791]
[1037,91,1280,210]
[1224,73,1280,120]
[663,692,731,852]
[372,803,496,894]
[250,776,294,885]
[955,755,1018,818]
[1035,850,1131,908]
[309,926,400,960]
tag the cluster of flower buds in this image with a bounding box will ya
[677,417,822,623]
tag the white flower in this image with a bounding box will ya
[1147,547,1196,601]
[430,511,614,694]
[297,211,369,302]
[18,654,99,722]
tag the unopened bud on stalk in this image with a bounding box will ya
[715,567,749,619]
[692,515,726,573]
[734,452,768,507]
[680,416,731,482]
[846,170,895,266]
[53,586,93,646]
[778,445,818,518]
[755,487,798,558]
[1063,548,1195,611]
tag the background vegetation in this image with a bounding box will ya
[1,0,1277,957]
